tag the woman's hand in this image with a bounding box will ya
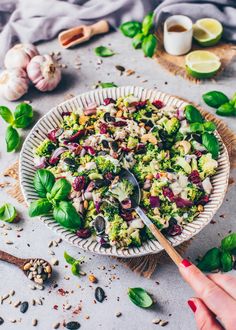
[179,259,236,330]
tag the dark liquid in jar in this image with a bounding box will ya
[168,24,187,32]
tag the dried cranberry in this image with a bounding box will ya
[188,170,201,184]
[121,211,133,221]
[47,129,58,143]
[113,121,127,127]
[155,173,161,179]
[104,172,114,181]
[69,129,86,142]
[104,98,115,105]
[61,111,72,117]
[152,100,164,109]
[76,228,91,239]
[49,156,59,165]
[132,101,147,110]
[194,150,203,158]
[121,198,132,209]
[95,201,101,213]
[72,176,86,191]
[168,224,182,236]
[174,197,193,208]
[121,147,131,152]
[100,123,108,134]
[149,196,160,208]
[198,195,209,205]
[162,187,174,201]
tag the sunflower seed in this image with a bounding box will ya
[9,290,15,296]
[65,304,72,310]
[0,317,4,325]
[152,318,161,324]
[13,301,21,308]
[53,322,60,329]
[32,319,38,326]
[160,320,169,327]
[115,312,122,317]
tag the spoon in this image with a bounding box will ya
[0,250,52,285]
[121,169,183,265]
[58,20,109,49]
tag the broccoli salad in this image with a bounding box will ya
[33,95,219,248]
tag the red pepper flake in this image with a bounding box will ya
[72,304,82,315]
[57,288,69,296]
[53,305,58,310]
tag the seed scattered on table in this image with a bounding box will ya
[13,300,21,308]
[65,321,80,330]
[0,317,4,325]
[32,319,38,326]
[51,258,59,266]
[115,312,122,317]
[95,287,106,303]
[88,274,97,283]
[152,318,161,324]
[65,304,72,310]
[160,320,169,327]
[53,322,60,329]
[20,301,29,313]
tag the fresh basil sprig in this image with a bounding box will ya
[0,103,34,152]
[184,104,219,159]
[120,12,157,58]
[202,90,236,117]
[64,251,85,276]
[197,232,236,273]
[128,287,153,308]
[94,46,115,57]
[0,203,17,223]
[29,169,83,230]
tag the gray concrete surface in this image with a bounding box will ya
[0,31,235,330]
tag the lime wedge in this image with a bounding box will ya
[185,50,221,79]
[193,18,223,47]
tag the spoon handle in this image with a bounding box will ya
[135,206,183,265]
[0,250,25,267]
[90,20,109,36]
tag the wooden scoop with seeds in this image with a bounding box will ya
[58,20,109,49]
[0,250,52,284]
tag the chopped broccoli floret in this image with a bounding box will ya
[163,117,180,135]
[62,113,78,129]
[175,156,192,174]
[132,162,149,181]
[187,184,203,202]
[130,230,142,247]
[133,108,152,122]
[108,214,132,246]
[101,201,119,221]
[95,156,120,174]
[35,139,56,157]
[198,153,218,179]
[109,179,134,203]
[127,136,139,149]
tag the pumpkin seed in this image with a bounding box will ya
[20,301,29,313]
[94,216,105,234]
[65,321,81,329]
[95,287,106,303]
[0,317,4,325]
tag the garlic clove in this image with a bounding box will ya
[27,54,62,92]
[0,68,29,101]
[4,43,39,70]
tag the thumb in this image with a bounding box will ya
[187,298,223,330]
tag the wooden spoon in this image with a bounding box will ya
[0,250,52,284]
[121,169,183,265]
[58,20,109,49]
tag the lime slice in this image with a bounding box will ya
[193,18,223,47]
[185,50,221,79]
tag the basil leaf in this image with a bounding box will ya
[14,103,33,128]
[216,102,236,117]
[64,251,76,265]
[190,122,204,133]
[197,247,221,272]
[185,105,203,123]
[94,46,115,57]
[120,21,142,38]
[203,121,217,132]
[0,106,14,124]
[221,232,236,252]
[202,91,229,108]
[202,132,219,159]
[33,169,55,198]
[142,12,154,36]
[128,288,153,308]
[229,92,236,107]
[28,198,52,217]
[220,251,233,272]
[48,178,71,201]
[53,201,82,229]
[0,203,17,223]
[5,125,20,152]
[99,82,118,88]
[132,32,144,49]
[71,261,81,276]
[142,34,157,58]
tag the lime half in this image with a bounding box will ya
[193,18,223,47]
[185,50,221,79]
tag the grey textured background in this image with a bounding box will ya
[0,31,235,329]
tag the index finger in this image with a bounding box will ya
[178,260,236,326]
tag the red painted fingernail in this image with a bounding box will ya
[181,259,192,267]
[188,300,197,313]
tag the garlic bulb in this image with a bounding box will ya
[4,43,39,70]
[0,68,29,101]
[27,54,61,92]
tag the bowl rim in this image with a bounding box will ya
[19,86,230,258]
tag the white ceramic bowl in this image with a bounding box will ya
[19,86,230,258]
